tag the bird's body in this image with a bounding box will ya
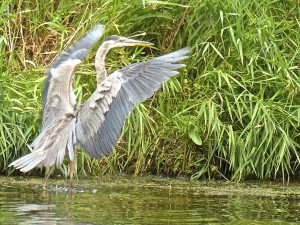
[9,24,190,187]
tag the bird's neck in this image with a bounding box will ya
[95,43,111,84]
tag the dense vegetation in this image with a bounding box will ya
[1,0,299,181]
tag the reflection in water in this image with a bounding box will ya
[0,177,300,224]
[11,192,99,225]
[15,203,57,224]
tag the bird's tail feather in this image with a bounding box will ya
[9,151,45,173]
[9,114,76,173]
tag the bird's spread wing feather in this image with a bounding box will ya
[75,48,190,158]
[9,24,105,171]
[45,24,105,73]
[42,24,104,128]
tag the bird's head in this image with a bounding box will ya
[104,35,153,48]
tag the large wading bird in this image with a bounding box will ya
[9,24,190,188]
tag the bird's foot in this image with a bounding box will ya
[69,178,74,190]
[42,179,48,191]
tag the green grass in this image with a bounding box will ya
[1,0,300,181]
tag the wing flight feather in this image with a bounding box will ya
[42,24,104,129]
[76,48,190,158]
[9,24,105,171]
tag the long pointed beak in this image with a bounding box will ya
[120,38,154,47]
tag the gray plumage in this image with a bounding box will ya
[76,48,189,158]
[10,24,104,172]
[9,24,190,174]
[42,24,104,129]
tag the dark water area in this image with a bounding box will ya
[0,176,299,224]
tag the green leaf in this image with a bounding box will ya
[188,124,202,146]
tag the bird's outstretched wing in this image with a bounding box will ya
[9,24,105,172]
[42,24,104,129]
[75,48,190,158]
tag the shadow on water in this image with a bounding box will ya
[0,176,300,224]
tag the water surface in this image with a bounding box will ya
[0,176,299,224]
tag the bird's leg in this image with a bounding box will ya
[69,148,76,189]
[43,165,55,190]
[69,160,74,189]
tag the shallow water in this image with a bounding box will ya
[0,176,300,224]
